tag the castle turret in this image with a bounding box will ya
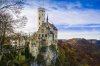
[38,7,45,29]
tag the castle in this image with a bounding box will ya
[29,7,58,65]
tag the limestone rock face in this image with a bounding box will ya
[32,45,58,66]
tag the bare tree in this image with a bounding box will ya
[0,13,12,46]
[0,0,27,46]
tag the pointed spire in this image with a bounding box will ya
[46,15,48,23]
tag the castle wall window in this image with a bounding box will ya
[42,34,44,37]
[45,34,47,37]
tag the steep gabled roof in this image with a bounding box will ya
[39,22,57,31]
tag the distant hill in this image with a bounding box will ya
[57,38,100,66]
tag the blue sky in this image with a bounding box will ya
[18,0,100,39]
[48,0,100,9]
[12,0,100,39]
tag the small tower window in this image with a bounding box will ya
[39,17,40,20]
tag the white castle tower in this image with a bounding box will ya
[38,7,45,29]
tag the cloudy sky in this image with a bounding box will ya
[17,0,100,39]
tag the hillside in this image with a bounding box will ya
[57,38,100,66]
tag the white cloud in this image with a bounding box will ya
[58,31,100,40]
[19,0,100,39]
[66,1,82,9]
[20,6,38,33]
[48,9,100,25]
